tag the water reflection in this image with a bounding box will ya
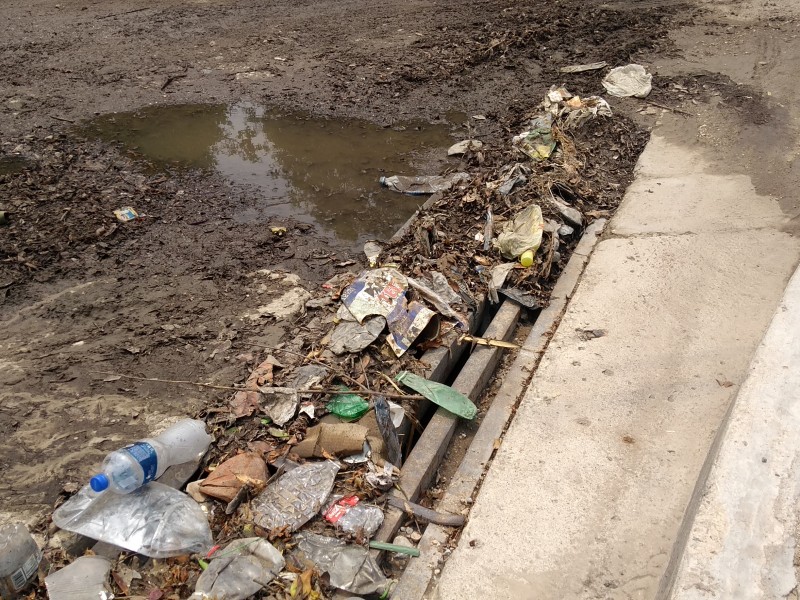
[87,103,455,244]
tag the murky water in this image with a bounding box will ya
[86,103,457,244]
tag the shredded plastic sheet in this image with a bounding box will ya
[341,268,439,357]
[294,533,389,595]
[493,204,545,260]
[395,371,478,419]
[53,482,213,558]
[512,114,556,161]
[190,538,284,600]
[251,461,339,532]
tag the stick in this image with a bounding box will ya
[459,334,520,350]
[98,7,149,19]
[50,115,75,123]
[644,100,694,117]
[93,371,425,400]
[387,496,466,527]
[160,73,187,91]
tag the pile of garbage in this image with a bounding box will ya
[12,81,627,599]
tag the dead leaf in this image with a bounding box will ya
[199,452,268,503]
[716,379,734,388]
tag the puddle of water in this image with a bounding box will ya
[86,103,456,245]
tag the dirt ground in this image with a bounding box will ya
[0,0,694,530]
[2,0,800,595]
[5,0,798,572]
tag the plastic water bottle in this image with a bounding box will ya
[90,418,212,494]
[0,523,42,599]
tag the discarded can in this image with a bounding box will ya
[0,523,42,599]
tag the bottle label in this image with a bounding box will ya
[123,442,158,483]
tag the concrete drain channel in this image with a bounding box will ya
[70,217,606,598]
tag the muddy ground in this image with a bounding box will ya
[5,0,794,564]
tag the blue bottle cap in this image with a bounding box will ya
[90,474,109,492]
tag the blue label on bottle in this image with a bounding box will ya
[123,442,158,483]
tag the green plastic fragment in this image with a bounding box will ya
[395,371,477,420]
[369,540,421,557]
[327,386,370,421]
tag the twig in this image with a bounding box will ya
[644,100,694,117]
[50,115,75,123]
[241,343,369,392]
[378,372,404,395]
[98,7,149,19]
[160,73,187,91]
[93,371,424,400]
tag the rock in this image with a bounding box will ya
[447,139,483,156]
[6,98,25,110]
[409,531,422,542]
[393,535,414,548]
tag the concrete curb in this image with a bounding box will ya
[392,219,606,598]
[664,264,800,599]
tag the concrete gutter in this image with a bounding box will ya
[666,266,800,599]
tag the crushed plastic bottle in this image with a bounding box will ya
[323,495,384,538]
[0,523,42,599]
[251,460,339,532]
[90,418,212,494]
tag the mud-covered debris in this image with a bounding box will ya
[560,61,608,73]
[512,114,556,161]
[447,139,483,156]
[379,172,469,195]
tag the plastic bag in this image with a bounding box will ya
[251,460,339,532]
[512,114,556,161]
[45,556,113,600]
[53,482,213,558]
[395,371,477,419]
[191,538,284,600]
[294,533,389,595]
[602,64,652,98]
[327,388,370,421]
[492,204,544,260]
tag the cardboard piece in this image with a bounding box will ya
[295,424,369,458]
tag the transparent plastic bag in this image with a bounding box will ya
[294,532,388,595]
[53,482,213,558]
[191,538,284,600]
[251,461,339,532]
[323,496,384,538]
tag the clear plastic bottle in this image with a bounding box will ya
[90,418,212,494]
[0,523,41,599]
